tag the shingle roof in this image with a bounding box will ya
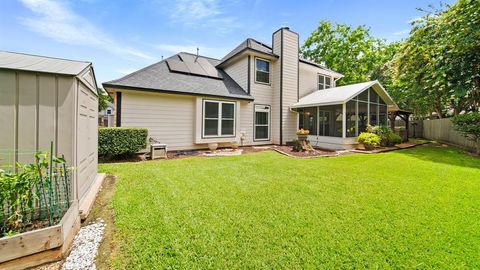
[219,38,278,65]
[103,53,253,101]
[292,81,398,109]
[0,51,91,75]
[218,39,342,76]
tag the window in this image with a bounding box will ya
[203,100,235,137]
[106,108,112,115]
[255,58,270,84]
[254,105,270,140]
[318,75,332,90]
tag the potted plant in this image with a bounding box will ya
[357,132,381,151]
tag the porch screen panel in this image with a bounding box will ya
[346,100,357,137]
[317,105,342,137]
[369,102,378,126]
[299,107,317,135]
[379,104,388,126]
[358,101,368,133]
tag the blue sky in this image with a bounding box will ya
[0,0,453,84]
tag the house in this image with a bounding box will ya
[103,27,399,150]
[99,100,115,127]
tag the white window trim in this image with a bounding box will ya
[254,57,271,85]
[317,74,332,90]
[254,104,270,141]
[202,100,236,138]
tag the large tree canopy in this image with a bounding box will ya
[301,21,391,85]
[390,0,480,117]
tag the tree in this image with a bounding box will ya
[451,112,480,154]
[97,88,112,111]
[390,0,480,117]
[301,21,390,85]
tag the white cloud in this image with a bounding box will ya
[18,0,153,60]
[168,0,241,33]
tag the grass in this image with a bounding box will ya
[99,145,480,269]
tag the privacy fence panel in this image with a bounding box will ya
[422,118,477,151]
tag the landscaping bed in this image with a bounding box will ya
[272,145,338,158]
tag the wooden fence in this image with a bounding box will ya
[422,118,478,152]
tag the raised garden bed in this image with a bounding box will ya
[0,202,80,270]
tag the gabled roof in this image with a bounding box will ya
[218,38,342,76]
[0,51,91,75]
[103,53,253,101]
[292,81,399,109]
[219,38,278,66]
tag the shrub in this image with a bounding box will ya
[357,132,381,150]
[367,125,402,146]
[387,133,402,146]
[452,112,480,154]
[98,128,148,158]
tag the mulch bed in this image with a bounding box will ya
[272,145,338,158]
[350,141,429,154]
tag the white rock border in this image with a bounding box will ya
[62,219,105,270]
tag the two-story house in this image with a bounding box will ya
[103,27,398,150]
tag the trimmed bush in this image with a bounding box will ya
[98,128,148,158]
[357,132,381,150]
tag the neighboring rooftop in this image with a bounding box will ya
[103,53,253,101]
[0,51,91,75]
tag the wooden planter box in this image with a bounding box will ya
[0,202,80,270]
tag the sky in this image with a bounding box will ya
[0,0,454,84]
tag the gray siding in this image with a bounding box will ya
[0,68,98,204]
[121,91,199,151]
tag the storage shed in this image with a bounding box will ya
[0,51,101,211]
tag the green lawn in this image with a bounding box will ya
[99,145,480,269]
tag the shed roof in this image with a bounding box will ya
[103,53,253,101]
[292,81,399,109]
[0,51,91,75]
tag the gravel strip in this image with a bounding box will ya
[62,219,105,270]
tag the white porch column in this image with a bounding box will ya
[342,103,347,138]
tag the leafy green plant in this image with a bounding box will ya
[387,133,402,146]
[0,143,71,238]
[452,112,480,154]
[366,125,402,147]
[357,132,381,150]
[98,128,148,159]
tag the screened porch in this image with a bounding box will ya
[291,81,398,149]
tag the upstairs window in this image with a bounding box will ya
[318,75,332,90]
[255,58,270,84]
[203,100,235,137]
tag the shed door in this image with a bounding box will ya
[77,82,98,201]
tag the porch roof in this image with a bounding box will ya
[291,80,399,110]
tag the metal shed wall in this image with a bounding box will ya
[0,68,98,203]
